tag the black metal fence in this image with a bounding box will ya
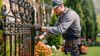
[0,0,35,56]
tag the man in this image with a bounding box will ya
[33,0,81,56]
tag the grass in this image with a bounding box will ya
[96,37,100,42]
[54,46,100,56]
[82,37,100,56]
[54,37,100,56]
[52,50,65,56]
[87,46,100,56]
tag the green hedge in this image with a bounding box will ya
[46,15,63,49]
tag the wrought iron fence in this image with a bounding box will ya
[0,0,36,56]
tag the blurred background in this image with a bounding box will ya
[0,0,100,56]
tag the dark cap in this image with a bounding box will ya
[52,0,63,9]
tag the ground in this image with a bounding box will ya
[87,46,100,56]
[54,37,100,56]
[87,37,100,56]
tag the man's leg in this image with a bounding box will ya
[64,39,80,56]
[70,45,80,56]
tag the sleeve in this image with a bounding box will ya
[47,13,76,35]
[39,32,48,39]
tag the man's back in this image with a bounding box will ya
[55,8,81,39]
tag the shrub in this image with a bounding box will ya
[46,15,63,49]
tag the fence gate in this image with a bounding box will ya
[0,0,35,56]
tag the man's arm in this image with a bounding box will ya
[41,12,76,35]
[33,11,78,35]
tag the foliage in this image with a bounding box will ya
[52,50,66,56]
[0,0,2,11]
[47,34,63,49]
[46,15,63,49]
[0,30,4,56]
[97,15,100,32]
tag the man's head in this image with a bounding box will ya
[52,0,65,15]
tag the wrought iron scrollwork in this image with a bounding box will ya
[1,0,35,56]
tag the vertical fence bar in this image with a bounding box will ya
[31,8,35,56]
[9,21,12,56]
[14,13,17,56]
[3,15,7,56]
[17,1,21,56]
[3,33,6,56]
[15,34,16,56]
[21,17,24,56]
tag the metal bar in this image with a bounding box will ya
[17,2,21,56]
[31,8,35,56]
[14,11,17,56]
[3,16,7,56]
[15,34,16,56]
[10,35,12,56]
[18,34,20,56]
[9,22,12,56]
[4,33,6,56]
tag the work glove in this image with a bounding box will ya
[32,24,41,31]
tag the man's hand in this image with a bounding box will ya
[32,24,41,31]
[32,24,49,32]
[39,35,45,39]
[35,34,45,42]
